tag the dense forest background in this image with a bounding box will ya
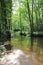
[0,0,43,42]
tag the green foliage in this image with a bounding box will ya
[0,0,43,41]
[12,0,31,33]
[0,0,12,42]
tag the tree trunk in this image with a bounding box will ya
[27,0,34,36]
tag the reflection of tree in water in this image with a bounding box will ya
[30,37,34,52]
[20,35,23,46]
[37,37,43,50]
[30,37,43,58]
[20,36,29,49]
[19,35,24,48]
[36,37,43,57]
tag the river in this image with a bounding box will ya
[11,35,43,65]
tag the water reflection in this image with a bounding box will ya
[30,37,43,63]
[11,36,43,63]
[30,37,34,52]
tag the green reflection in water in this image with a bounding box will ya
[11,36,31,49]
[11,36,43,63]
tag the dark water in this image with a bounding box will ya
[11,36,43,63]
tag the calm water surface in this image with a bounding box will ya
[11,35,43,64]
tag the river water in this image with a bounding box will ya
[0,36,43,65]
[11,35,43,65]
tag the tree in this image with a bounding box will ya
[0,0,12,42]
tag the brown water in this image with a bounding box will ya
[11,36,43,65]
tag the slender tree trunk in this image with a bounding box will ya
[35,4,38,31]
[19,2,22,35]
[27,0,34,36]
[31,0,34,35]
[38,0,41,32]
[1,0,7,31]
[0,1,1,38]
[7,0,12,30]
[41,4,43,31]
[1,0,12,31]
[0,0,12,42]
